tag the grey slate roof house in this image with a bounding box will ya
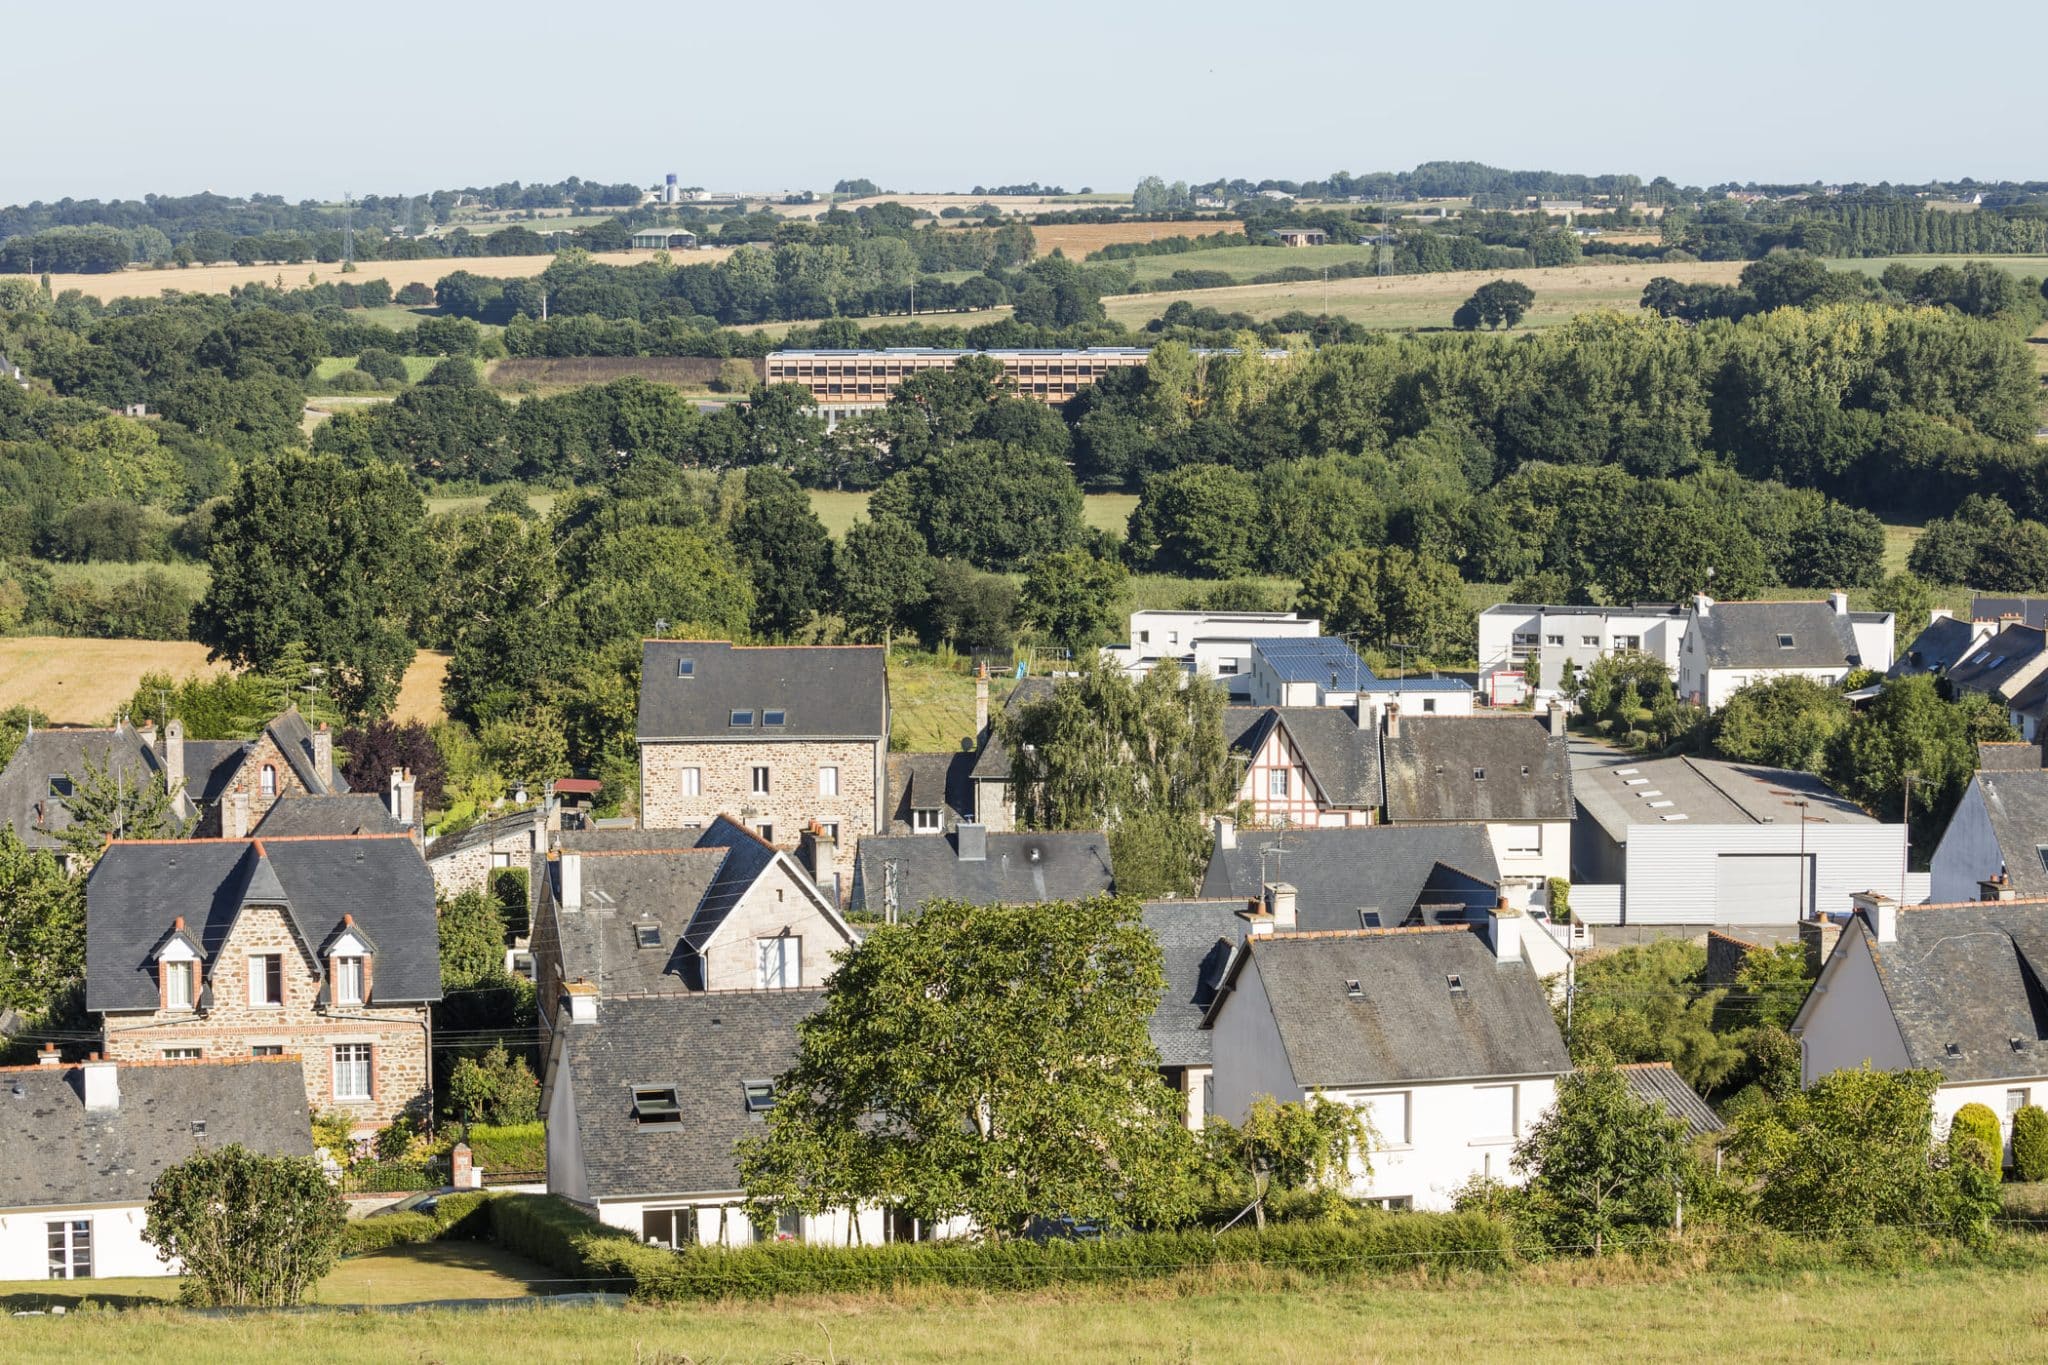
[1379,713,1572,826]
[1929,767,2048,902]
[1228,706,1383,828]
[1971,594,2048,630]
[0,1054,313,1279]
[1795,892,2048,1161]
[1891,613,1988,679]
[1141,898,1253,1127]
[850,825,1115,917]
[1677,595,1894,710]
[1199,822,1500,933]
[251,793,408,838]
[1941,623,2048,706]
[966,677,1052,831]
[0,722,165,858]
[882,751,975,835]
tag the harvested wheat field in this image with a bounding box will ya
[0,638,450,726]
[1105,259,1749,331]
[1035,220,1240,257]
[45,247,735,304]
[774,193,1124,220]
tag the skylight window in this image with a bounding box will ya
[676,658,695,679]
[2036,845,2048,875]
[635,924,663,950]
[1358,910,1382,929]
[47,775,72,799]
[763,710,787,728]
[1446,974,1465,993]
[1778,634,1796,649]
[1344,980,1362,998]
[633,1086,682,1125]
[1473,768,1486,780]
[730,709,754,727]
[743,1080,777,1113]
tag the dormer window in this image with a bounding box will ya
[334,956,364,1006]
[676,658,695,679]
[633,1086,682,1126]
[912,807,942,833]
[743,1080,776,1113]
[164,961,194,1010]
[730,709,754,727]
[635,923,663,950]
[763,710,786,728]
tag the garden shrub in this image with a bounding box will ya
[2012,1105,2048,1183]
[467,1121,545,1173]
[337,1191,493,1256]
[1949,1103,2004,1175]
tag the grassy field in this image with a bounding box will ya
[1114,242,1391,286]
[43,248,734,304]
[394,650,451,725]
[1826,254,2048,281]
[312,355,440,384]
[5,1263,2045,1363]
[731,307,1012,338]
[807,490,1134,539]
[45,561,209,595]
[1104,260,1750,331]
[889,653,1020,752]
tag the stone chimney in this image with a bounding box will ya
[801,822,838,902]
[82,1054,119,1111]
[1383,703,1401,741]
[1800,914,1843,974]
[397,769,417,827]
[38,1044,60,1067]
[313,722,334,787]
[1828,591,1849,616]
[1980,874,2018,903]
[1547,700,1566,739]
[956,823,987,863]
[1852,890,1897,944]
[559,850,583,912]
[225,787,250,840]
[975,666,990,738]
[162,718,186,803]
[1487,894,1523,963]
[563,979,597,1024]
[1693,593,1714,617]
[1212,814,1235,851]
[1263,882,1297,932]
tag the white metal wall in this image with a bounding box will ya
[1622,823,1907,925]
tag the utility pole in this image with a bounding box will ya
[1900,768,1917,904]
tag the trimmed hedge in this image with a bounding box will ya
[467,1122,545,1174]
[2013,1106,2048,1183]
[1950,1103,2004,1175]
[340,1192,494,1256]
[487,1195,1511,1302]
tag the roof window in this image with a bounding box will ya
[763,710,786,728]
[633,1086,682,1125]
[1344,980,1362,998]
[1447,973,1465,993]
[743,1080,777,1113]
[48,775,73,799]
[676,658,695,679]
[730,709,754,727]
[1778,634,1796,649]
[1944,1042,1962,1059]
[1358,910,1382,929]
[635,923,663,950]
[1473,768,1486,780]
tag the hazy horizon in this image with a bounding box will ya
[8,0,2044,204]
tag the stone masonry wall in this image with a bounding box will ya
[701,853,852,992]
[192,733,321,835]
[101,904,429,1130]
[641,740,882,850]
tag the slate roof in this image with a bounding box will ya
[1142,900,1251,1068]
[1943,624,2048,701]
[2007,673,2048,722]
[968,678,1053,784]
[0,1057,312,1210]
[1252,637,1373,686]
[1977,742,2046,773]
[853,830,1114,914]
[685,818,788,950]
[0,727,162,851]
[264,710,335,794]
[1617,1062,1725,1138]
[554,989,821,1199]
[1860,902,2048,1083]
[638,641,887,742]
[1971,769,2048,898]
[1200,826,1500,933]
[1891,615,1982,678]
[183,740,251,803]
[1690,601,1862,670]
[424,805,545,862]
[1972,595,2048,630]
[550,842,728,996]
[1234,707,1383,808]
[1380,716,1572,823]
[251,794,406,838]
[884,752,975,834]
[1209,928,1569,1087]
[85,833,442,1011]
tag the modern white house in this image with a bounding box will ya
[1476,603,1687,701]
[0,1054,312,1280]
[1571,755,1912,927]
[1676,595,1894,711]
[1928,767,2048,904]
[1352,676,1475,725]
[1793,889,2048,1164]
[1201,906,1569,1211]
[1241,637,1374,708]
[1101,610,1321,693]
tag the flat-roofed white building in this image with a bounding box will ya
[1476,602,1687,701]
[1101,610,1321,696]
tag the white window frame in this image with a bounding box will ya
[335,956,364,1006]
[1504,825,1543,856]
[1360,1090,1411,1148]
[756,936,800,990]
[248,954,282,1008]
[260,764,277,797]
[490,851,512,870]
[47,1219,91,1280]
[818,765,839,797]
[2008,1088,2031,1118]
[751,765,771,795]
[1473,1084,1519,1142]
[333,1043,372,1101]
[679,766,701,796]
[164,961,193,1011]
[1268,769,1289,799]
[162,1047,202,1061]
[912,807,941,832]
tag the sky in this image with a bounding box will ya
[8,0,2045,205]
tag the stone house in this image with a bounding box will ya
[637,641,888,854]
[1378,708,1574,889]
[849,824,1115,918]
[84,832,441,1132]
[424,801,551,899]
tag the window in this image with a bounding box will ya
[627,923,661,952]
[1168,631,1180,645]
[730,709,754,727]
[1268,769,1290,798]
[1366,1196,1413,1211]
[633,1086,682,1126]
[1545,634,1564,647]
[643,1206,698,1249]
[1505,826,1543,856]
[819,821,839,841]
[334,956,364,1006]
[46,1220,91,1280]
[1472,767,1486,781]
[1616,635,1641,651]
[763,710,786,728]
[2008,1088,2031,1118]
[1475,1084,1518,1140]
[1362,1091,1410,1146]
[260,764,277,797]
[47,775,73,799]
[1581,635,1599,647]
[675,658,695,679]
[1138,630,1150,645]
[1447,973,1465,993]
[912,807,941,832]
[743,1079,776,1113]
[680,767,701,797]
[751,766,771,795]
[755,822,774,843]
[818,765,839,797]
[333,1043,372,1101]
[884,1209,927,1243]
[164,961,194,1011]
[162,1047,202,1061]
[248,954,283,1008]
[252,1045,284,1057]
[1777,634,1796,649]
[490,851,512,870]
[1218,660,1239,675]
[1422,698,1437,713]
[757,936,800,990]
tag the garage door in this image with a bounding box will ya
[1713,854,1812,925]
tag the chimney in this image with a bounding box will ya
[801,822,838,902]
[226,787,250,840]
[1487,894,1523,964]
[1693,593,1713,617]
[956,823,987,862]
[1263,882,1297,932]
[1242,898,1273,937]
[1383,702,1401,741]
[38,1044,59,1067]
[559,850,583,911]
[389,768,404,820]
[1852,890,1897,943]
[313,722,333,787]
[1828,591,1849,616]
[1547,700,1566,739]
[1212,814,1236,851]
[1980,874,2018,903]
[1800,914,1843,975]
[162,718,185,802]
[397,769,417,826]
[82,1055,119,1111]
[563,979,597,1024]
[975,666,990,738]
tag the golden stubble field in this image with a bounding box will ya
[44,247,736,303]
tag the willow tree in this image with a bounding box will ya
[999,659,1234,897]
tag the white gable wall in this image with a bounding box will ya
[1796,925,1912,1085]
[0,1202,170,1278]
[1928,780,2003,904]
[1327,1075,1559,1212]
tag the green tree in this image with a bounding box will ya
[1727,1067,1953,1234]
[730,467,833,637]
[1563,939,1747,1093]
[1460,278,1537,329]
[438,887,508,990]
[1871,572,1936,636]
[737,895,1201,1238]
[143,1145,347,1307]
[1946,1103,2003,1177]
[1020,548,1128,652]
[1511,1065,1695,1255]
[1127,464,1262,578]
[447,1041,540,1125]
[192,453,427,718]
[0,826,85,1024]
[1828,675,2013,832]
[55,752,192,867]
[1713,676,1851,772]
[1296,545,1470,657]
[2011,1105,2048,1182]
[1203,1094,1373,1222]
[834,516,932,644]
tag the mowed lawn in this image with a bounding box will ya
[6,1264,2048,1364]
[808,490,1135,538]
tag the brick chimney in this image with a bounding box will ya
[563,979,597,1023]
[313,723,334,788]
[1828,591,1849,616]
[82,1054,119,1111]
[975,665,990,739]
[38,1044,59,1067]
[397,769,417,826]
[1262,882,1297,932]
[1383,702,1401,741]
